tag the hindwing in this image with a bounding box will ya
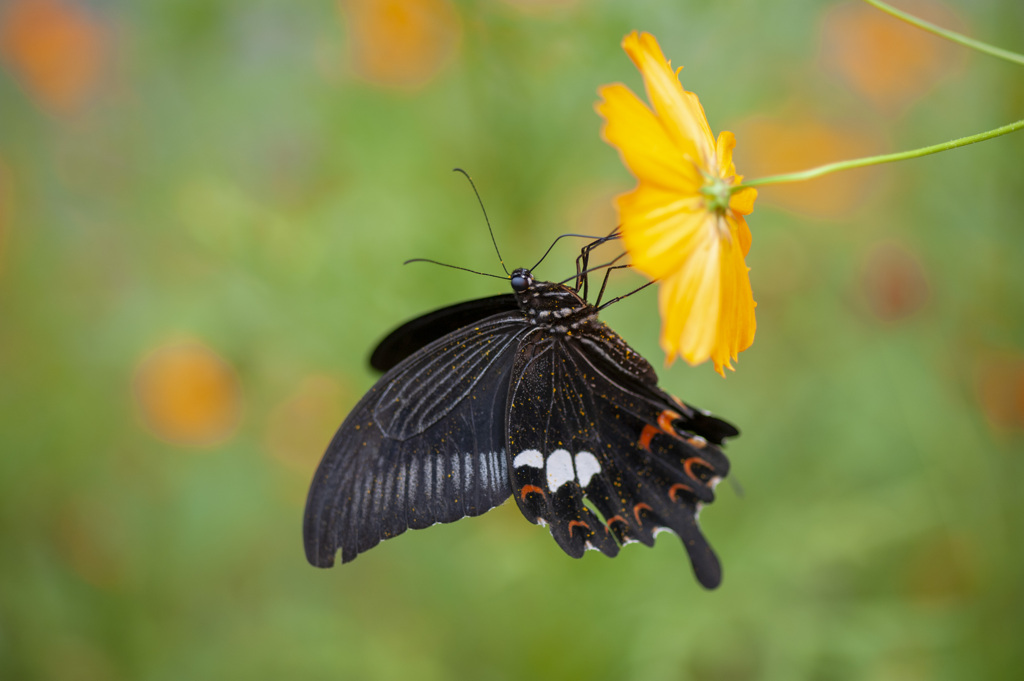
[304,312,531,566]
[505,323,733,588]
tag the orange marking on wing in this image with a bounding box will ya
[686,436,707,449]
[657,409,682,436]
[638,424,659,452]
[567,520,589,538]
[605,514,628,530]
[519,484,545,501]
[639,409,683,451]
[668,483,693,502]
[632,502,652,525]
[683,457,711,480]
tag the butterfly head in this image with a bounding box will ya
[510,268,533,293]
[510,267,592,327]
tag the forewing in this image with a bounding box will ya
[506,336,733,589]
[370,294,519,372]
[372,309,529,440]
[304,312,530,567]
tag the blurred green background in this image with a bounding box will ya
[2,0,1023,679]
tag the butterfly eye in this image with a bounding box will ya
[510,274,530,292]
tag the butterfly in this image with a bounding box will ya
[303,237,738,588]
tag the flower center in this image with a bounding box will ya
[700,175,733,216]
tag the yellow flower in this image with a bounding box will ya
[596,31,758,376]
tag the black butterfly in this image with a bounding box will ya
[303,239,738,588]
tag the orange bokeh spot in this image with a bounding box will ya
[733,113,883,219]
[861,241,930,322]
[266,374,350,472]
[976,353,1024,432]
[0,0,105,114]
[338,0,461,89]
[820,0,964,112]
[133,341,242,447]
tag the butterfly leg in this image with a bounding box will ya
[597,278,656,311]
[574,227,622,297]
[594,263,633,307]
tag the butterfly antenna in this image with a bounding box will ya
[453,168,508,276]
[403,258,507,280]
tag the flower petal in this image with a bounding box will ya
[732,209,753,257]
[710,216,756,374]
[729,187,758,217]
[658,228,722,366]
[596,83,699,193]
[716,130,738,177]
[622,32,715,165]
[617,183,708,278]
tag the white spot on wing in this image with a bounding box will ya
[574,451,601,487]
[381,468,395,505]
[513,449,544,469]
[489,451,500,490]
[422,456,433,499]
[407,457,419,496]
[546,449,574,491]
[480,451,491,490]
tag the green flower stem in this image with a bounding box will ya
[736,119,1024,189]
[863,0,1024,66]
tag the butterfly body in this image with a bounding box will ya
[304,267,736,588]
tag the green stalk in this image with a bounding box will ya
[736,119,1024,189]
[863,0,1024,66]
